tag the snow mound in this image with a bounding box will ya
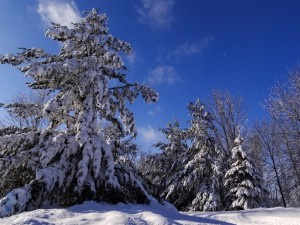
[0,201,231,225]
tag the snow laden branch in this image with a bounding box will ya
[0,8,158,217]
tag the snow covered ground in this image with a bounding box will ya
[186,207,300,225]
[0,201,299,225]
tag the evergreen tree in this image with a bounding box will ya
[140,100,224,211]
[0,9,158,217]
[139,120,188,198]
[182,99,223,211]
[224,135,265,210]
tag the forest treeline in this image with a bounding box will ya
[139,71,300,210]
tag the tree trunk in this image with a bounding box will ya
[270,152,287,207]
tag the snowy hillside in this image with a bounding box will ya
[0,201,299,225]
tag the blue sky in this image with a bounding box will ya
[0,0,299,152]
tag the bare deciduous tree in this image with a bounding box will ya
[0,90,50,130]
[254,121,287,207]
[263,69,300,206]
[208,90,247,157]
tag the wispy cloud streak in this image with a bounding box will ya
[173,37,214,59]
[146,66,180,85]
[37,0,81,27]
[137,0,175,30]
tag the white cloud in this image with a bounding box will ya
[138,126,164,145]
[173,37,214,59]
[148,105,162,116]
[37,0,81,27]
[147,66,180,85]
[137,0,175,30]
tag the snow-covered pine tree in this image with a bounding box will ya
[181,99,223,211]
[144,99,223,211]
[224,134,265,210]
[0,9,158,217]
[139,120,188,196]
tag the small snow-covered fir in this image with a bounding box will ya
[224,135,265,210]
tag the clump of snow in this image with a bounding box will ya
[0,186,30,218]
[234,137,243,146]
